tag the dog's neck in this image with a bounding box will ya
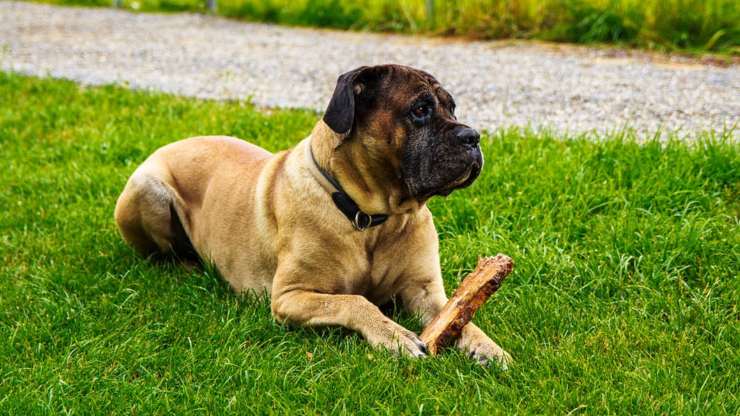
[309,121,424,216]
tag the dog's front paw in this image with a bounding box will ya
[366,320,427,358]
[457,324,511,369]
[467,340,512,369]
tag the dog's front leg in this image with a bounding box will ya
[400,279,512,367]
[271,289,427,357]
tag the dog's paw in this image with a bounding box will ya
[366,321,427,358]
[457,324,511,369]
[468,341,512,369]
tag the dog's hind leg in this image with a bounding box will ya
[114,168,198,262]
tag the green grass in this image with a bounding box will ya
[37,0,740,54]
[0,72,738,414]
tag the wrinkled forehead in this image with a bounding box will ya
[380,67,455,108]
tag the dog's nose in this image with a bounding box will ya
[455,127,480,146]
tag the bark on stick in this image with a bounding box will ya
[420,254,513,355]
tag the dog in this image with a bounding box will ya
[114,64,511,366]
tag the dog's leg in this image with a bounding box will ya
[400,280,511,367]
[115,170,197,262]
[271,290,427,357]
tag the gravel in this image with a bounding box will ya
[1,1,738,138]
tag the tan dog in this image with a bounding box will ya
[114,64,511,365]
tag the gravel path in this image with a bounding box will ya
[1,1,738,138]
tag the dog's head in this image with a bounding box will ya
[323,64,483,202]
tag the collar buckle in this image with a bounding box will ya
[352,211,373,231]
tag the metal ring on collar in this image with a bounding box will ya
[353,211,372,231]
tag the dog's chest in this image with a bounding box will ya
[342,235,409,303]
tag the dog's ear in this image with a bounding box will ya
[323,66,388,136]
[323,66,366,136]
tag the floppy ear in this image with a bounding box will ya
[322,66,368,136]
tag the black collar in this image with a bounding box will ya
[306,141,388,231]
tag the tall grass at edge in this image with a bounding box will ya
[39,0,740,53]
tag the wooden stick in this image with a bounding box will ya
[420,254,513,355]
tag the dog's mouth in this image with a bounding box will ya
[402,144,483,201]
[407,159,481,199]
[449,164,475,187]
[436,161,480,197]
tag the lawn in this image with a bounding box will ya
[0,72,738,414]
[37,0,740,54]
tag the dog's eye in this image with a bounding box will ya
[410,104,432,122]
